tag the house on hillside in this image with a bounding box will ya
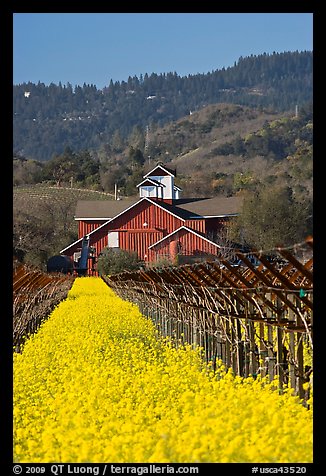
[60,164,242,274]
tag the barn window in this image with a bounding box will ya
[108,231,119,248]
[140,186,155,197]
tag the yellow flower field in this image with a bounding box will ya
[14,277,313,463]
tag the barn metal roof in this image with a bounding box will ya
[176,196,243,217]
[75,195,243,220]
[75,199,139,219]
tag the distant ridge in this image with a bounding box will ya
[13,51,312,161]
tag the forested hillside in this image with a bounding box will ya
[157,103,313,199]
[13,51,312,161]
[13,102,313,199]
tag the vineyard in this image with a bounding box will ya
[13,183,115,202]
[104,236,313,400]
[13,260,74,351]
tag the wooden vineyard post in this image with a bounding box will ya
[259,322,267,378]
[182,303,187,344]
[243,319,250,378]
[168,300,172,339]
[211,315,219,373]
[289,332,296,391]
[230,316,237,374]
[264,292,276,382]
[297,332,304,399]
[162,298,167,337]
[215,315,224,365]
[276,326,284,393]
[294,296,305,399]
[248,320,257,377]
[166,301,171,338]
[197,308,203,349]
[203,310,209,364]
[246,300,257,377]
[206,312,213,364]
[186,304,192,346]
[171,302,177,343]
[192,307,198,349]
[160,298,164,336]
[183,303,187,344]
[176,301,181,342]
[288,295,297,393]
[234,293,243,376]
[158,298,163,333]
[225,316,232,370]
[267,324,276,382]
[276,296,284,392]
[236,318,243,376]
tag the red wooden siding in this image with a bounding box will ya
[184,219,205,233]
[105,201,182,260]
[94,200,184,237]
[149,228,219,262]
[114,200,184,233]
[78,220,107,238]
[119,230,163,260]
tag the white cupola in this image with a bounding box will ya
[137,164,182,201]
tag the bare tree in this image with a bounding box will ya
[207,223,238,262]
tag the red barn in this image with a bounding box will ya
[60,164,242,274]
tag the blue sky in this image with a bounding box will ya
[13,13,313,89]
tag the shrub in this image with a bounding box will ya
[97,247,142,275]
